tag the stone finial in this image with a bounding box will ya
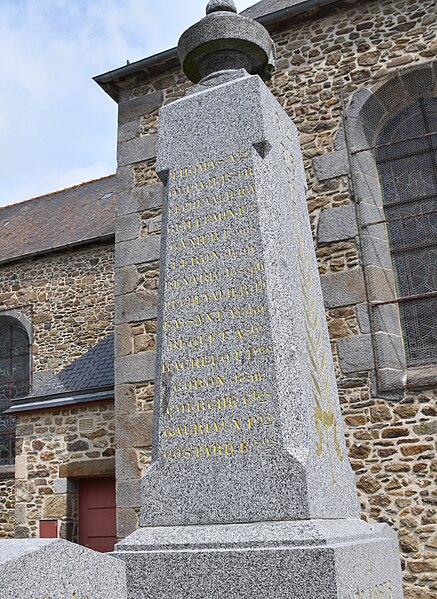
[206,0,237,13]
[178,0,275,84]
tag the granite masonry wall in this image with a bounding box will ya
[0,474,15,538]
[0,243,115,373]
[113,0,436,597]
[0,243,115,538]
[14,401,115,539]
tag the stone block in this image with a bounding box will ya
[377,369,405,392]
[356,303,371,334]
[116,412,154,450]
[116,265,140,296]
[333,121,346,151]
[115,289,158,325]
[116,324,133,357]
[14,456,26,480]
[14,504,27,527]
[366,266,397,303]
[115,384,137,417]
[337,334,374,373]
[374,332,406,370]
[115,352,156,385]
[357,92,387,140]
[116,520,403,599]
[117,183,164,216]
[43,494,71,519]
[117,135,157,167]
[317,205,358,244]
[59,458,115,479]
[0,539,126,599]
[15,481,35,504]
[147,214,162,234]
[118,91,164,125]
[373,304,402,335]
[346,87,373,121]
[117,165,134,191]
[321,269,367,308]
[352,150,379,179]
[118,120,139,143]
[116,212,142,243]
[117,508,139,540]
[116,448,141,481]
[407,365,437,389]
[116,479,141,509]
[361,223,393,268]
[115,236,161,268]
[53,478,77,495]
[353,172,384,225]
[346,117,374,153]
[312,149,349,181]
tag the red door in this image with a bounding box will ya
[78,477,116,552]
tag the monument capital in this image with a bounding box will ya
[178,0,275,84]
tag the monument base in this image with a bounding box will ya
[116,519,403,598]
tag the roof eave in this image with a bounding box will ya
[0,233,115,268]
[6,386,114,414]
[94,0,341,103]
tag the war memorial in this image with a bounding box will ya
[0,2,404,597]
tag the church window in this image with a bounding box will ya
[0,323,30,465]
[375,98,437,367]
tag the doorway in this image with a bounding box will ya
[78,477,116,552]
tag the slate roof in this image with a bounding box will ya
[242,0,307,19]
[34,334,114,397]
[8,334,114,413]
[0,175,116,265]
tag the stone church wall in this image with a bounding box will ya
[0,242,115,538]
[0,243,114,374]
[0,473,15,538]
[14,401,115,540]
[113,0,436,597]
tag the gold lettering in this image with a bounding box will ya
[162,437,278,460]
[164,279,267,312]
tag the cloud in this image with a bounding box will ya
[0,0,258,208]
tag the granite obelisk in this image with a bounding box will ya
[116,3,404,598]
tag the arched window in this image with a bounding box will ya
[0,323,30,465]
[375,98,437,367]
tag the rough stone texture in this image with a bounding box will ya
[110,0,437,596]
[0,244,114,373]
[118,91,165,125]
[141,73,358,527]
[318,205,358,244]
[14,402,115,539]
[341,388,437,599]
[0,539,126,599]
[320,269,367,308]
[0,470,15,538]
[337,334,375,374]
[313,149,349,181]
[0,242,115,539]
[118,520,403,599]
[118,135,157,167]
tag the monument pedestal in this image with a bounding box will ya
[117,519,403,599]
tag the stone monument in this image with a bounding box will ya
[116,2,404,598]
[0,539,126,598]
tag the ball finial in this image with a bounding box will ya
[206,0,237,15]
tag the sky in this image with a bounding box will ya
[0,0,256,208]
